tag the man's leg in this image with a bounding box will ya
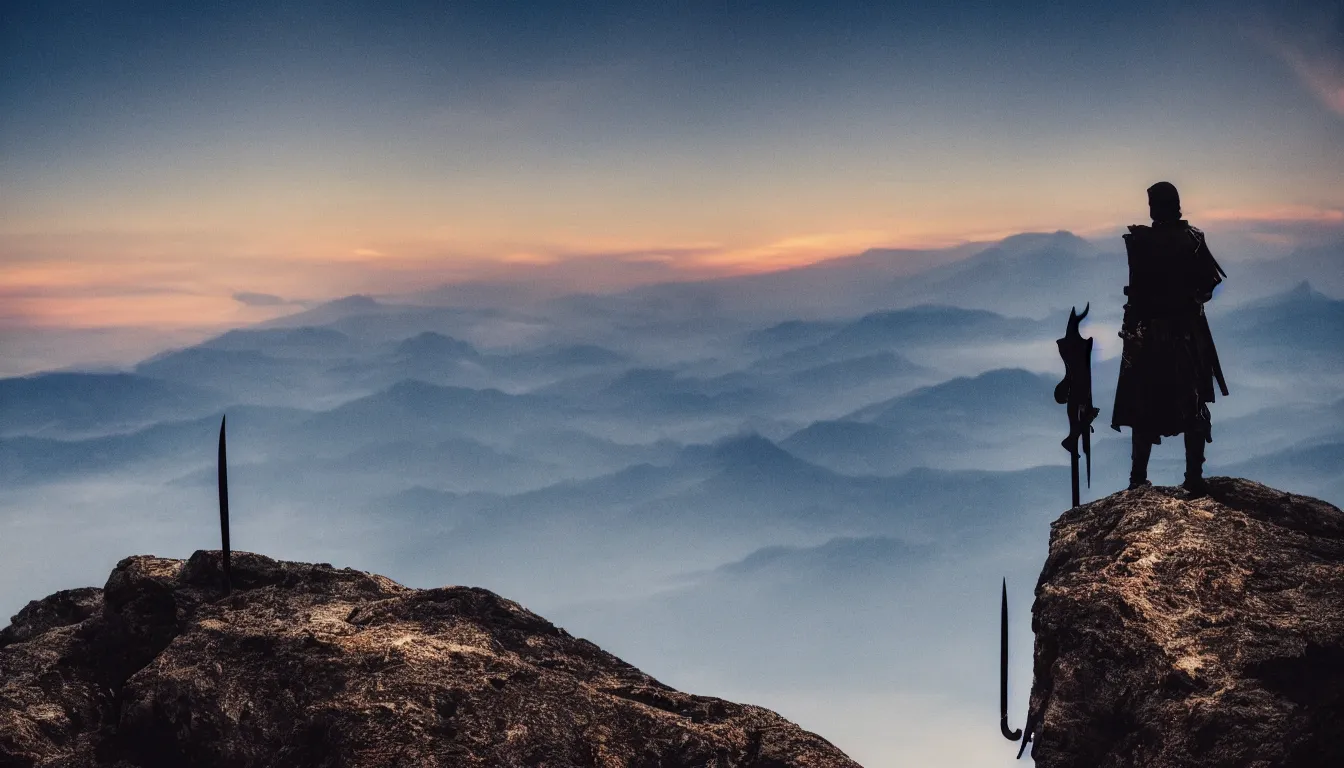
[1183,425,1209,497]
[1129,430,1154,490]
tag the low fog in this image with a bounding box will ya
[3,231,1342,766]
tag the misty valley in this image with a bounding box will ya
[3,231,1342,765]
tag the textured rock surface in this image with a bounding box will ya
[1025,477,1344,768]
[1,552,860,767]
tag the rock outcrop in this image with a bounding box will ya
[0,552,860,767]
[1024,477,1344,768]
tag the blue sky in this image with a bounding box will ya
[2,0,1342,327]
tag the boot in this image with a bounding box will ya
[1129,431,1153,490]
[1183,428,1208,497]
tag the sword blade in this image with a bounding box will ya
[217,415,232,595]
[1000,578,1022,741]
[1070,449,1080,508]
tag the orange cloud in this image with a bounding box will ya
[0,292,249,329]
[1199,205,1344,223]
[499,251,563,266]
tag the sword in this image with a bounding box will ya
[218,415,232,595]
[1000,578,1022,742]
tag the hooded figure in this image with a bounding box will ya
[1112,181,1228,496]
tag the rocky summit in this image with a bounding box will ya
[1024,477,1344,768]
[0,552,860,767]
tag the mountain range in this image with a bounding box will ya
[2,228,1340,766]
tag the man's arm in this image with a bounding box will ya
[1189,227,1225,303]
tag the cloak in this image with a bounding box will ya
[1111,220,1227,443]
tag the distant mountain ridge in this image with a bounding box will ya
[0,372,223,438]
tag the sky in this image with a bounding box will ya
[2,0,1344,329]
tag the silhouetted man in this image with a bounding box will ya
[1112,182,1228,496]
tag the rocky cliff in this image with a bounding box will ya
[0,552,860,767]
[1024,477,1344,768]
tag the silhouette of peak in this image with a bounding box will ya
[1273,280,1332,303]
[1243,280,1333,311]
[286,326,348,339]
[207,326,351,347]
[846,367,1052,424]
[999,230,1084,245]
[992,230,1092,256]
[393,332,477,358]
[384,379,476,400]
[327,294,381,310]
[718,536,925,578]
[1286,280,1319,300]
[709,433,804,469]
[914,367,1048,399]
